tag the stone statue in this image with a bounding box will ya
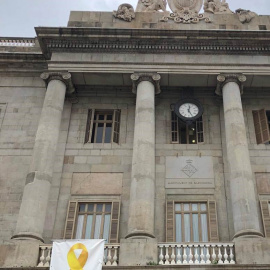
[113,3,135,22]
[204,0,233,14]
[136,0,167,12]
[236,8,257,24]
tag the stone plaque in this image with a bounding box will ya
[165,156,215,189]
[71,173,123,195]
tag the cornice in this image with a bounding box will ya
[36,27,270,60]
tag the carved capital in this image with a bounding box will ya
[131,73,161,94]
[40,72,76,95]
[215,73,247,96]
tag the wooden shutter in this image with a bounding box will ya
[260,200,270,237]
[109,201,120,243]
[64,201,78,239]
[253,109,270,144]
[84,109,94,143]
[113,110,121,144]
[166,201,174,242]
[208,201,219,242]
[171,112,179,143]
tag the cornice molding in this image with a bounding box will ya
[131,73,161,94]
[215,73,247,95]
[35,27,270,60]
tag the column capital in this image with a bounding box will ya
[215,73,247,96]
[131,73,161,94]
[40,71,76,95]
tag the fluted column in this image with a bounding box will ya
[126,73,161,239]
[216,74,263,239]
[12,72,75,242]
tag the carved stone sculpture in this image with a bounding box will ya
[113,4,135,22]
[161,0,211,24]
[204,0,233,14]
[136,0,167,12]
[236,8,257,24]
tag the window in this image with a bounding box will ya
[260,200,270,238]
[166,201,218,242]
[85,109,121,144]
[64,201,120,243]
[259,25,267,31]
[252,109,270,144]
[171,112,204,144]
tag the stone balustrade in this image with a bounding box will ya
[37,244,120,267]
[0,38,35,47]
[158,243,235,265]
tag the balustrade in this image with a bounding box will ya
[0,38,35,47]
[158,243,235,265]
[37,244,120,267]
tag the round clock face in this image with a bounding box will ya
[174,98,203,122]
[179,103,199,118]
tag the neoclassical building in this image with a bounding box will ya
[1,0,270,268]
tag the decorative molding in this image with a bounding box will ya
[236,8,257,24]
[40,72,76,95]
[161,10,211,24]
[136,0,167,12]
[113,4,135,22]
[0,38,36,47]
[131,73,161,94]
[204,0,233,14]
[215,73,247,96]
[36,28,270,59]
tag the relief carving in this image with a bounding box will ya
[113,3,135,22]
[236,8,257,24]
[136,0,168,12]
[204,0,233,14]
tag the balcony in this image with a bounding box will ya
[37,242,235,267]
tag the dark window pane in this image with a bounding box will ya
[107,114,113,121]
[105,124,112,143]
[105,204,112,212]
[96,204,103,212]
[180,122,187,144]
[96,124,104,143]
[87,204,94,212]
[98,114,105,120]
[79,204,86,212]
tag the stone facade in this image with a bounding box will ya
[1,0,270,268]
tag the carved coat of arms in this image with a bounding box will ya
[168,0,203,13]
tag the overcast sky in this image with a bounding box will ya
[0,0,269,37]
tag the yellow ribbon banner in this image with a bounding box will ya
[67,243,89,270]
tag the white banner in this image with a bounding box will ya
[50,239,105,270]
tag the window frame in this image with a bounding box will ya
[171,111,204,145]
[84,109,121,144]
[252,109,270,144]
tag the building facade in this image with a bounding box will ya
[1,0,270,268]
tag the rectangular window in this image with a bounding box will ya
[175,202,209,242]
[64,201,120,243]
[260,200,270,238]
[166,201,219,242]
[85,109,121,144]
[252,109,270,144]
[171,112,204,144]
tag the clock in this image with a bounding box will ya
[173,98,204,122]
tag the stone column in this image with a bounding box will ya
[12,72,75,242]
[216,74,263,239]
[126,73,161,239]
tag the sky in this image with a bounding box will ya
[0,0,269,37]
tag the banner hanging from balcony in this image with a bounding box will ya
[50,239,105,270]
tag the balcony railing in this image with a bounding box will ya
[158,243,235,265]
[37,244,120,267]
[0,38,36,47]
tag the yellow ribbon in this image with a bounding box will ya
[67,243,88,270]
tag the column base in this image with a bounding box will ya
[11,232,44,243]
[233,229,264,239]
[0,240,40,267]
[119,238,158,266]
